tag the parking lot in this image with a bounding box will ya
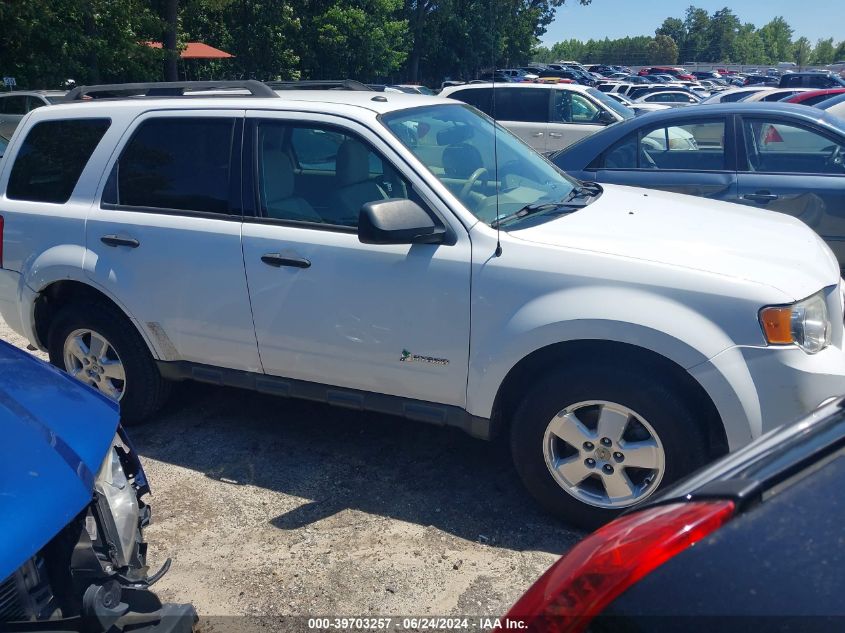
[0,316,579,628]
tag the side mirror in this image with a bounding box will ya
[598,110,617,125]
[358,198,446,245]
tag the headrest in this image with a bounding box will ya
[442,143,483,179]
[336,139,370,186]
[262,151,295,200]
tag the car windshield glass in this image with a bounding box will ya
[381,103,577,226]
[587,87,634,119]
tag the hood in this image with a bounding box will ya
[510,184,839,300]
[0,341,119,579]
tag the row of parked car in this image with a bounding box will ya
[2,77,844,630]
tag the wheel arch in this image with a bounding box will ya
[489,339,729,461]
[33,279,161,360]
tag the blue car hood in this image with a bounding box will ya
[0,341,119,579]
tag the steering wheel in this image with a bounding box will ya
[460,167,489,200]
[826,145,844,171]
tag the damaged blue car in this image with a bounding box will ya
[0,340,195,632]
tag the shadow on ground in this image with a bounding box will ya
[131,381,580,554]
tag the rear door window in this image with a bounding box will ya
[103,117,237,215]
[741,118,845,175]
[7,118,110,204]
[0,96,28,115]
[448,88,493,116]
[494,88,550,123]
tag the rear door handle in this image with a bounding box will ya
[100,235,140,248]
[743,192,779,203]
[261,253,311,269]
[531,132,544,137]
[548,132,563,138]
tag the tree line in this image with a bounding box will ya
[535,7,845,67]
[0,0,592,89]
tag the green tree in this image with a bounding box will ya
[680,6,710,62]
[705,7,739,62]
[759,16,793,63]
[648,35,679,64]
[812,38,836,65]
[732,23,767,65]
[656,17,685,48]
[0,0,161,89]
[793,36,812,68]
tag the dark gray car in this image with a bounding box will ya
[552,103,845,268]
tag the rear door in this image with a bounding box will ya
[492,87,550,152]
[588,115,737,201]
[736,115,845,267]
[85,110,262,371]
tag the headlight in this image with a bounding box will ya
[94,436,140,568]
[759,291,831,354]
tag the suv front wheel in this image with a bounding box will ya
[510,360,710,530]
[47,301,171,423]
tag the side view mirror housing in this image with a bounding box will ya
[598,110,617,125]
[358,198,446,245]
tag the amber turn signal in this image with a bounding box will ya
[759,306,793,345]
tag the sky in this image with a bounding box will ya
[541,0,842,46]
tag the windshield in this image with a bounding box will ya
[381,103,577,225]
[587,87,634,120]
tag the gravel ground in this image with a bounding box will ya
[1,316,582,631]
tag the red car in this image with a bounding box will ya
[637,66,695,81]
[784,88,845,106]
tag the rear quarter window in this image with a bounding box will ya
[6,118,110,204]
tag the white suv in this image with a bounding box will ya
[439,83,633,152]
[1,81,844,528]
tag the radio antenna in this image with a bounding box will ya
[491,0,502,257]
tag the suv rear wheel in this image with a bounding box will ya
[510,360,709,530]
[47,301,170,423]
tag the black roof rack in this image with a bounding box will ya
[63,80,278,101]
[266,80,373,91]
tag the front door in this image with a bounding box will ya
[240,112,472,407]
[591,117,737,201]
[548,90,605,152]
[736,116,845,267]
[85,111,262,371]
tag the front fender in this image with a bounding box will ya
[467,285,742,420]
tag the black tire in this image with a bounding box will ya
[510,360,710,530]
[47,300,170,424]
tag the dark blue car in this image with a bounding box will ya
[0,340,195,632]
[552,103,845,268]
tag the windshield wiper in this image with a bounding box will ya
[491,183,603,229]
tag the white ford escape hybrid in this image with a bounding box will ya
[1,81,844,528]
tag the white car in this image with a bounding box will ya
[701,86,772,104]
[634,90,702,107]
[440,82,633,152]
[1,80,844,528]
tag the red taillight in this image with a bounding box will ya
[498,500,735,633]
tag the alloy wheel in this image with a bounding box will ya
[63,328,126,401]
[543,400,665,509]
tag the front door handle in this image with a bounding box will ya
[743,191,779,203]
[100,235,140,248]
[531,132,544,137]
[548,132,563,138]
[261,253,311,269]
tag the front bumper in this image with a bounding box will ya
[690,343,845,450]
